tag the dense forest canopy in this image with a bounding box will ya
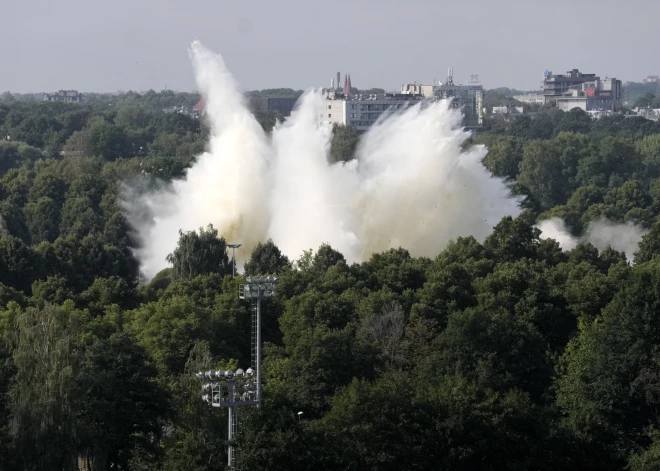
[2,91,660,470]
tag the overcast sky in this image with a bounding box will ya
[2,0,659,93]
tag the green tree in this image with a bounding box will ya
[86,117,128,161]
[167,225,230,280]
[0,235,44,292]
[517,140,566,210]
[10,303,82,470]
[329,124,359,163]
[556,260,660,468]
[24,197,61,243]
[244,239,290,276]
[75,332,170,470]
[481,135,524,180]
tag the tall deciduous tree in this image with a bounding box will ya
[329,124,359,163]
[244,239,290,276]
[167,225,229,280]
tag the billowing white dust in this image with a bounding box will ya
[128,41,527,280]
[536,217,648,262]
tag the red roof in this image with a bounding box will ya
[193,99,205,112]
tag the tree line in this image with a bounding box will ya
[2,94,660,469]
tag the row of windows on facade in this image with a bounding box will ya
[348,113,382,119]
[328,103,408,111]
[320,112,389,119]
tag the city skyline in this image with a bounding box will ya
[2,0,660,93]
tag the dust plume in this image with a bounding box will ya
[126,41,522,280]
[536,217,648,261]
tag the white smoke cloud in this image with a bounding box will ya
[126,41,522,280]
[535,218,579,252]
[268,91,362,263]
[536,217,648,261]
[354,103,522,260]
[127,41,271,280]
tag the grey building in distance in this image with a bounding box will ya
[542,69,621,112]
[43,90,84,103]
[322,69,483,133]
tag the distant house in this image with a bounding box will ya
[192,99,205,117]
[43,90,84,103]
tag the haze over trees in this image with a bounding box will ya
[2,91,660,469]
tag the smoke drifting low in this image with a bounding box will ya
[536,217,648,261]
[127,41,523,280]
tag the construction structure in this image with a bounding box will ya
[197,275,278,469]
[322,69,483,132]
[542,69,621,112]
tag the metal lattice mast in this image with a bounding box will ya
[197,275,277,469]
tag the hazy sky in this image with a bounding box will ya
[3,0,659,93]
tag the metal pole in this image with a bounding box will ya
[228,244,241,278]
[256,297,262,407]
[228,405,234,468]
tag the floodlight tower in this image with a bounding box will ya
[239,276,278,406]
[196,275,277,469]
[196,367,258,468]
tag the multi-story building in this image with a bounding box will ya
[323,91,425,132]
[43,90,84,103]
[542,69,621,112]
[320,71,427,131]
[643,76,659,84]
[323,69,483,132]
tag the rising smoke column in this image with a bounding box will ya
[268,91,362,263]
[128,41,271,280]
[127,41,524,280]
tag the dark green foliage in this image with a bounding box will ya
[166,225,230,280]
[329,124,359,163]
[75,332,170,469]
[0,235,44,292]
[254,110,283,132]
[244,239,290,276]
[1,88,660,469]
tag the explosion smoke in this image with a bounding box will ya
[128,41,523,280]
[536,217,648,262]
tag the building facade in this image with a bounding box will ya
[43,90,84,103]
[322,92,425,132]
[322,70,483,132]
[513,94,545,105]
[248,97,298,117]
[431,71,484,128]
[493,105,524,115]
[542,69,621,112]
